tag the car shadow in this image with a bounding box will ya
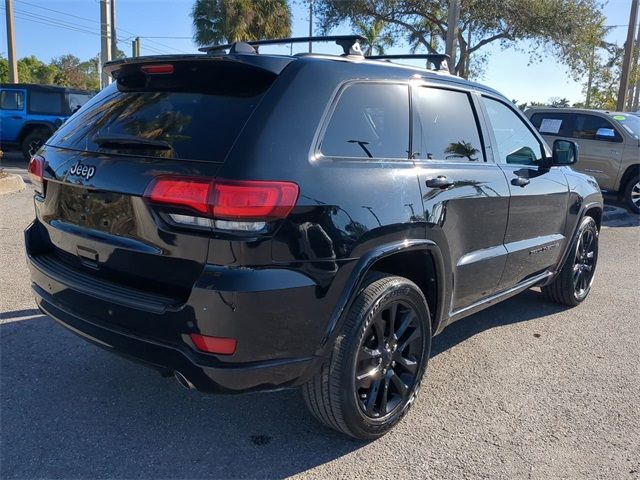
[0,290,564,479]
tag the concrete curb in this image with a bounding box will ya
[0,173,26,195]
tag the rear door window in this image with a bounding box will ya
[529,112,575,137]
[574,114,622,142]
[0,90,24,110]
[320,83,410,159]
[48,62,275,162]
[29,91,64,115]
[412,87,484,162]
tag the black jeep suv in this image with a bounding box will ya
[24,36,603,439]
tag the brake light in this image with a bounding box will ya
[28,156,45,195]
[141,64,174,74]
[190,334,237,355]
[144,177,299,230]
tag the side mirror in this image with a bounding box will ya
[595,127,616,141]
[551,139,578,166]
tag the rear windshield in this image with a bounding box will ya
[48,61,275,162]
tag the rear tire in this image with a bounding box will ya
[21,128,51,161]
[623,175,640,214]
[542,216,598,307]
[302,273,431,439]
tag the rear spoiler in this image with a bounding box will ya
[103,54,294,78]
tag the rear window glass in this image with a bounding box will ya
[68,93,93,113]
[48,62,274,162]
[320,83,409,159]
[29,91,64,115]
[529,112,574,137]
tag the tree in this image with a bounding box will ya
[314,0,606,79]
[354,19,393,56]
[191,0,291,47]
[549,97,570,108]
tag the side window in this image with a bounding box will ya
[28,91,64,115]
[574,114,622,142]
[0,90,24,110]
[412,87,484,162]
[483,97,544,166]
[321,83,409,159]
[529,112,574,137]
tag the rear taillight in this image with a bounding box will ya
[144,177,299,232]
[27,156,45,195]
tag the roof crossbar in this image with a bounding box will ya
[366,54,451,72]
[200,35,367,56]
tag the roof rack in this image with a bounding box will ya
[200,35,367,56]
[366,54,451,72]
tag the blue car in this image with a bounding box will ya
[0,83,93,160]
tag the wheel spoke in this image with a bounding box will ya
[372,315,385,349]
[379,376,390,415]
[396,354,418,374]
[365,378,382,414]
[387,303,398,335]
[356,365,381,389]
[357,347,381,363]
[394,310,415,340]
[390,372,409,399]
[398,327,421,352]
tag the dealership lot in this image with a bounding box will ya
[1,167,639,479]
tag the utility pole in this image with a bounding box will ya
[110,0,118,60]
[100,0,112,86]
[132,37,140,57]
[308,0,313,53]
[617,0,638,111]
[632,20,640,111]
[5,0,18,83]
[445,0,461,74]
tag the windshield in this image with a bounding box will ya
[609,113,640,139]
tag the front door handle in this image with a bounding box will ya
[426,176,454,189]
[11,115,23,120]
[511,176,530,187]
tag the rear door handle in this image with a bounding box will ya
[425,176,454,189]
[511,176,530,187]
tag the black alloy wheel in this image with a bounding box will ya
[355,300,423,418]
[573,224,597,300]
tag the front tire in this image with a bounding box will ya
[302,273,431,439]
[542,216,598,306]
[623,175,640,214]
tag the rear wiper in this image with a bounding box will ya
[92,133,172,150]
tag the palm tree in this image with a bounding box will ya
[353,19,393,56]
[192,0,291,47]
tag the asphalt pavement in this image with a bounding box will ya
[1,160,639,479]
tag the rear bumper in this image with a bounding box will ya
[25,221,328,393]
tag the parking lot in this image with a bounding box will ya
[1,159,639,479]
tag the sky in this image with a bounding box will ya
[0,0,636,104]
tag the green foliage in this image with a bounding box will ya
[191,0,291,46]
[314,0,606,79]
[354,19,393,56]
[0,53,99,90]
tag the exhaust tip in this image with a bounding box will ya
[174,371,195,390]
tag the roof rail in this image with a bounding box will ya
[366,54,451,72]
[200,35,366,56]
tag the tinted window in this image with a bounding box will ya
[0,90,24,110]
[68,93,93,113]
[48,64,273,162]
[321,83,409,159]
[29,91,64,114]
[609,113,640,139]
[529,112,574,137]
[413,87,483,162]
[483,97,543,166]
[575,114,622,142]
